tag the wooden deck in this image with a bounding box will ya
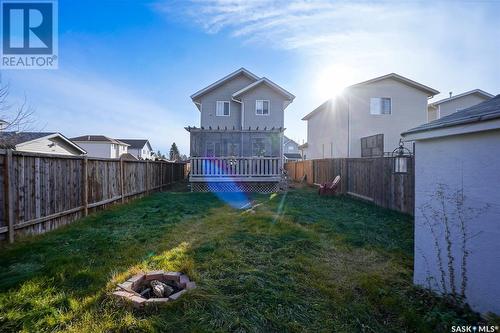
[189,157,282,182]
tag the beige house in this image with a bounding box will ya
[427,89,493,122]
[301,73,439,159]
[0,132,86,156]
[71,135,129,158]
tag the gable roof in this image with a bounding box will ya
[348,73,439,96]
[71,135,129,146]
[0,132,87,154]
[118,139,151,150]
[301,99,331,121]
[232,77,295,101]
[428,89,494,107]
[402,94,500,137]
[301,73,439,121]
[283,135,299,146]
[190,67,260,101]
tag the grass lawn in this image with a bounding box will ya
[0,186,484,332]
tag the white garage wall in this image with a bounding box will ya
[413,129,500,314]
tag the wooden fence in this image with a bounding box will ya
[0,149,186,243]
[285,157,414,215]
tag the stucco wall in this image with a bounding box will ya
[304,78,429,159]
[413,130,500,314]
[306,98,349,159]
[199,73,255,129]
[436,94,490,119]
[347,78,428,157]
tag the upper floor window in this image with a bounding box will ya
[370,97,391,115]
[256,100,270,115]
[216,101,230,116]
[288,145,294,151]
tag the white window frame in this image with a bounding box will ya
[216,101,230,117]
[256,100,270,116]
[370,97,392,115]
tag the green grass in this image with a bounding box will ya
[0,186,486,332]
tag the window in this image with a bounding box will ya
[370,97,392,115]
[256,100,270,115]
[288,145,294,151]
[216,101,230,116]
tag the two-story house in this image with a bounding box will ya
[119,139,154,160]
[71,135,129,158]
[186,68,295,192]
[427,89,493,122]
[283,136,302,161]
[301,73,439,159]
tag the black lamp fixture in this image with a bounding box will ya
[392,139,412,174]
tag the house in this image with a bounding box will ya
[402,95,500,315]
[427,89,493,122]
[0,119,9,130]
[301,73,439,159]
[283,136,302,161]
[0,132,86,156]
[71,135,129,158]
[186,67,295,192]
[119,139,153,160]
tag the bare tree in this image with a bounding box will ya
[0,79,36,147]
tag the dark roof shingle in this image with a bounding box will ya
[0,132,55,148]
[118,139,149,149]
[71,135,129,145]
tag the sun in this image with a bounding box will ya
[313,64,355,100]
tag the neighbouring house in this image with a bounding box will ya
[0,119,9,130]
[71,135,129,158]
[301,73,439,159]
[402,95,500,315]
[283,135,302,161]
[0,132,86,156]
[119,139,154,160]
[186,67,295,192]
[427,89,493,122]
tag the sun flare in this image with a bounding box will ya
[313,64,356,100]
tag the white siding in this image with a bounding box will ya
[17,137,83,156]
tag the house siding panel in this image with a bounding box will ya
[240,85,286,129]
[199,73,255,129]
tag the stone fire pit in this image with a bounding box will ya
[112,270,196,308]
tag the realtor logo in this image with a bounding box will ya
[1,0,58,69]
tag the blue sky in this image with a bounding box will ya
[3,0,500,154]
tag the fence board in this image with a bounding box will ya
[286,157,414,215]
[0,150,186,243]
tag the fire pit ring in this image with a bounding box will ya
[112,270,196,308]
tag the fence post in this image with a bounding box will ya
[83,157,88,216]
[4,149,14,243]
[120,158,125,203]
[145,160,149,195]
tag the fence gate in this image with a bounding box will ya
[347,158,374,201]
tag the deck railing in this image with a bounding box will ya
[190,157,281,178]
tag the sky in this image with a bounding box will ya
[2,0,500,155]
